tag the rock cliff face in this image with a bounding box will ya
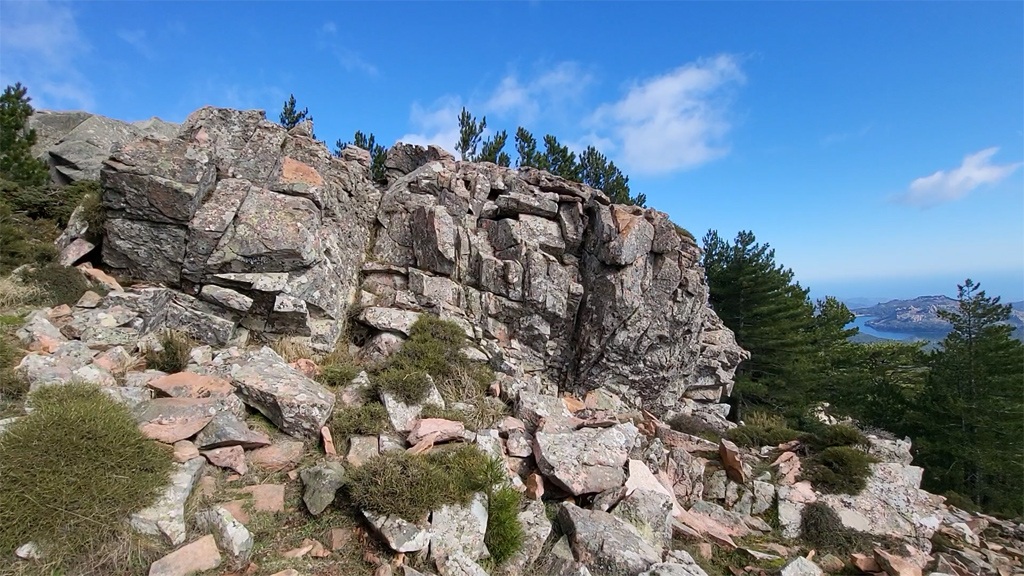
[79,106,745,416]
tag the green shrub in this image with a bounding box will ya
[347,445,502,521]
[800,501,881,555]
[942,490,981,513]
[726,412,801,448]
[0,201,59,274]
[145,330,193,373]
[801,446,877,495]
[371,315,494,404]
[78,185,106,237]
[0,382,173,568]
[21,263,93,306]
[809,424,870,450]
[0,333,28,413]
[318,363,361,388]
[329,402,388,438]
[485,485,524,564]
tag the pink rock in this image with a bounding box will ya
[202,446,248,475]
[289,358,320,378]
[562,395,585,413]
[148,534,221,576]
[781,481,816,504]
[772,451,802,486]
[148,372,234,399]
[136,398,218,443]
[48,304,73,318]
[874,548,922,576]
[407,418,465,445]
[718,438,746,484]
[281,543,313,558]
[221,500,250,525]
[321,426,337,456]
[58,237,95,267]
[497,416,526,435]
[172,440,200,463]
[328,528,351,550]
[525,472,545,500]
[406,432,438,455]
[247,440,304,472]
[238,484,285,512]
[93,346,133,372]
[74,291,102,308]
[77,264,123,292]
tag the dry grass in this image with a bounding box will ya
[271,336,313,362]
[0,275,44,310]
[0,382,173,573]
[144,330,193,374]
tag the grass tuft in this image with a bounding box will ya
[144,330,193,373]
[0,382,173,570]
[726,412,801,448]
[800,445,876,495]
[0,275,45,309]
[800,501,891,556]
[485,485,524,564]
[806,424,870,450]
[21,263,94,307]
[329,402,389,439]
[270,337,313,363]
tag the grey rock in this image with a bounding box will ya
[516,391,572,431]
[640,558,709,576]
[34,112,146,183]
[299,461,346,516]
[226,347,336,437]
[194,411,272,450]
[381,377,444,433]
[430,492,489,561]
[58,237,96,266]
[436,551,492,576]
[780,557,823,576]
[612,488,673,550]
[557,502,662,576]
[15,541,42,560]
[130,457,205,545]
[534,421,638,496]
[364,510,431,553]
[358,307,422,335]
[195,506,253,563]
[199,285,253,313]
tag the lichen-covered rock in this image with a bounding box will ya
[194,411,271,450]
[195,506,253,563]
[130,457,205,545]
[534,420,638,496]
[363,510,430,553]
[557,502,662,576]
[430,492,489,562]
[225,347,335,437]
[299,461,346,516]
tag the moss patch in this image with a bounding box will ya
[0,382,173,570]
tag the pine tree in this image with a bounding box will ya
[336,131,388,182]
[579,145,645,206]
[913,279,1024,515]
[542,135,580,181]
[702,229,817,414]
[478,130,510,166]
[456,108,486,161]
[0,83,49,187]
[279,94,310,129]
[514,127,545,169]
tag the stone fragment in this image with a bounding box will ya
[148,372,234,399]
[817,554,845,573]
[516,391,572,430]
[237,484,285,513]
[131,457,205,545]
[148,534,222,576]
[613,488,674,549]
[92,345,134,372]
[299,461,346,516]
[134,398,219,443]
[780,557,824,576]
[322,425,337,455]
[358,307,422,336]
[194,412,271,450]
[15,542,41,560]
[506,429,533,457]
[247,440,304,471]
[16,313,67,353]
[202,446,248,475]
[381,379,444,432]
[533,421,638,495]
[430,492,489,561]
[364,510,431,553]
[75,290,103,308]
[347,435,380,466]
[874,549,922,576]
[328,527,351,550]
[557,502,662,576]
[408,418,465,445]
[58,237,95,266]
[171,440,199,463]
[525,472,545,500]
[79,264,124,292]
[718,439,746,484]
[195,506,253,563]
[227,347,335,437]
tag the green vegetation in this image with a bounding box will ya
[800,501,887,555]
[0,382,172,570]
[484,485,524,564]
[0,324,28,415]
[370,315,493,404]
[21,263,94,306]
[346,445,503,521]
[726,412,801,448]
[478,129,511,167]
[329,402,389,438]
[806,423,869,450]
[336,130,389,182]
[705,225,1024,515]
[456,107,487,162]
[1,82,49,187]
[144,330,193,373]
[800,446,877,495]
[279,93,311,130]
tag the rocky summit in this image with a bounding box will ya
[3,107,1022,576]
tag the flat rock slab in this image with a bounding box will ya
[202,445,248,475]
[194,411,271,450]
[227,347,335,437]
[408,418,465,445]
[195,506,253,562]
[132,457,206,545]
[148,534,221,576]
[247,440,304,471]
[358,307,422,335]
[516,391,572,431]
[557,502,662,576]
[534,421,638,496]
[134,398,220,443]
[148,371,234,399]
[430,492,489,562]
[238,484,285,513]
[364,510,431,553]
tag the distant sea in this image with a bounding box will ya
[847,315,928,341]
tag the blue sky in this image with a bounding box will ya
[2,1,1022,301]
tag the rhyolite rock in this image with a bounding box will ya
[557,502,663,576]
[147,534,221,576]
[131,457,205,545]
[430,492,489,562]
[534,421,639,495]
[299,461,346,516]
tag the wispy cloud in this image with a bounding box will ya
[590,54,745,175]
[117,29,155,60]
[893,148,1022,208]
[397,95,464,153]
[822,122,873,146]
[484,62,593,124]
[317,20,377,76]
[0,0,94,109]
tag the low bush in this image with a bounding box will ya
[328,402,389,438]
[0,382,173,569]
[801,446,877,495]
[371,315,494,404]
[21,263,94,306]
[726,412,801,448]
[485,485,524,564]
[942,490,981,513]
[316,342,362,388]
[808,424,870,450]
[0,202,59,274]
[800,501,889,555]
[346,445,503,521]
[145,330,193,373]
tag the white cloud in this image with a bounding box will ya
[397,96,464,155]
[117,29,155,60]
[0,1,94,109]
[314,21,378,76]
[484,62,592,124]
[896,147,1022,207]
[590,54,745,174]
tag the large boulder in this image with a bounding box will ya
[557,502,663,576]
[534,420,639,495]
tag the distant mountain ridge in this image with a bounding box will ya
[853,295,1024,340]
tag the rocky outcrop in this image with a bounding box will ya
[82,106,745,417]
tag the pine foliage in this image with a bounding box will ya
[0,83,49,187]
